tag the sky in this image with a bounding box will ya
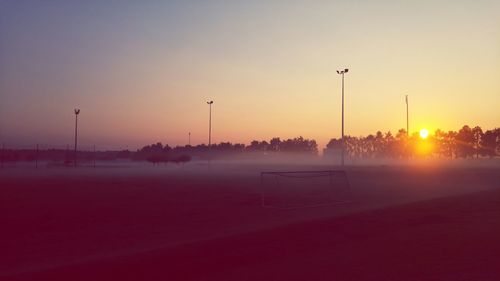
[1,0,499,150]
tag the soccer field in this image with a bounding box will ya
[1,162,499,280]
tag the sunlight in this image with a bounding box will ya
[419,129,429,139]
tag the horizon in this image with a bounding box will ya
[1,1,499,150]
[1,124,497,152]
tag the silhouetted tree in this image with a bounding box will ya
[456,125,475,158]
[481,129,499,158]
[344,136,359,158]
[135,142,171,163]
[395,129,409,158]
[434,129,448,158]
[269,137,281,152]
[326,138,342,150]
[383,131,396,157]
[472,126,483,158]
[247,140,268,151]
[445,130,457,159]
[279,137,318,154]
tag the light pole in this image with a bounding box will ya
[188,132,191,146]
[74,108,80,167]
[336,68,348,166]
[207,101,213,148]
[405,95,409,136]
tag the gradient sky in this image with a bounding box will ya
[1,0,499,150]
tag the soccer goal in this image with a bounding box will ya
[260,170,351,209]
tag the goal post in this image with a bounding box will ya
[260,170,351,209]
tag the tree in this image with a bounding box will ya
[326,138,342,150]
[481,129,499,158]
[456,125,475,158]
[247,140,268,151]
[445,130,458,159]
[279,137,318,154]
[269,137,281,152]
[345,136,359,158]
[395,129,409,158]
[472,126,483,158]
[135,142,170,163]
[364,134,375,158]
[384,131,398,158]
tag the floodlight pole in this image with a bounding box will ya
[405,95,409,136]
[337,69,348,166]
[207,101,213,148]
[74,109,80,167]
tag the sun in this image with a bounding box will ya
[419,129,429,139]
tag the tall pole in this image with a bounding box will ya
[405,95,409,136]
[209,103,211,147]
[337,69,348,166]
[341,72,344,166]
[188,132,191,146]
[207,101,213,148]
[74,109,80,167]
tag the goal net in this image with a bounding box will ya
[260,170,351,209]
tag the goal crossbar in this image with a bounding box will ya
[259,170,351,209]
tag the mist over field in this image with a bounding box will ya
[2,160,500,280]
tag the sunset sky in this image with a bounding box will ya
[1,0,499,150]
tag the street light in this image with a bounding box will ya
[74,108,80,167]
[405,95,409,136]
[207,101,214,147]
[336,68,348,166]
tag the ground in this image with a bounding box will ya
[1,161,499,280]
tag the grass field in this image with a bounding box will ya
[1,162,499,280]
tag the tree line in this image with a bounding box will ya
[0,136,319,165]
[326,125,499,159]
[134,136,318,163]
[0,125,497,165]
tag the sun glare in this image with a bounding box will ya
[419,129,429,139]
